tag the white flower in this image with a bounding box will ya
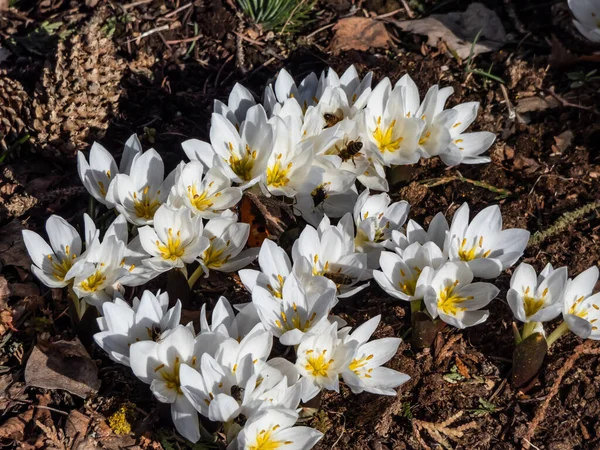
[292,216,369,298]
[198,213,258,275]
[447,203,530,279]
[138,205,209,274]
[200,296,262,342]
[71,217,130,308]
[293,158,357,227]
[296,321,357,402]
[94,290,181,366]
[263,114,314,197]
[424,262,499,329]
[130,325,202,443]
[252,267,337,345]
[209,105,273,188]
[110,149,177,226]
[561,266,600,340]
[77,135,142,207]
[363,78,424,166]
[325,65,373,112]
[507,263,567,323]
[233,407,323,450]
[568,0,600,43]
[265,68,320,113]
[22,215,88,288]
[439,103,496,166]
[214,82,257,127]
[239,239,292,297]
[390,212,448,253]
[341,315,410,395]
[353,189,410,268]
[373,242,443,302]
[169,161,243,218]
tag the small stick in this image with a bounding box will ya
[165,35,202,45]
[232,30,265,47]
[124,25,170,44]
[161,2,193,19]
[306,23,335,40]
[400,0,415,18]
[121,0,152,10]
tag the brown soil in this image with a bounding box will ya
[1,0,600,449]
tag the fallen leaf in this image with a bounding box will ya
[515,95,560,113]
[331,17,390,55]
[392,3,506,59]
[24,339,100,399]
[240,192,296,247]
[0,276,9,302]
[552,130,573,154]
[455,356,471,379]
[0,219,31,270]
[0,407,33,440]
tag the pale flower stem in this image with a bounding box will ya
[521,321,539,340]
[187,265,205,289]
[410,299,422,314]
[546,321,571,348]
[68,285,84,319]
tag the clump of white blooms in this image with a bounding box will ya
[22,65,600,447]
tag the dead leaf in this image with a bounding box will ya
[515,95,560,113]
[0,276,9,302]
[0,406,33,440]
[552,130,573,154]
[455,356,471,379]
[24,339,100,398]
[331,17,390,55]
[0,219,30,270]
[392,3,506,59]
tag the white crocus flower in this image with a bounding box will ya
[232,408,323,450]
[169,161,242,218]
[138,205,209,275]
[293,158,357,227]
[439,102,496,166]
[296,321,357,402]
[507,263,568,324]
[447,203,530,279]
[209,105,274,189]
[341,315,410,395]
[373,242,443,302]
[110,149,177,226]
[253,268,337,345]
[568,0,600,43]
[263,114,314,197]
[23,215,88,288]
[363,78,425,166]
[77,135,142,207]
[326,65,373,112]
[560,266,600,340]
[197,213,258,275]
[357,156,389,192]
[214,82,256,127]
[94,290,181,366]
[130,325,202,443]
[239,239,292,297]
[424,262,499,329]
[265,68,320,113]
[390,212,449,253]
[200,296,262,342]
[353,189,410,268]
[292,216,369,298]
[301,85,362,137]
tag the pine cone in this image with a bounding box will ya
[0,76,32,154]
[32,9,126,156]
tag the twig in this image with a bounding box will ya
[374,7,404,19]
[545,88,600,116]
[232,30,265,47]
[522,341,594,448]
[121,0,152,10]
[306,23,335,40]
[161,2,193,19]
[215,55,234,88]
[420,174,511,200]
[165,35,202,45]
[400,0,414,18]
[124,25,170,44]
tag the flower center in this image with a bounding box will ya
[523,286,549,318]
[80,269,107,292]
[373,117,403,153]
[156,357,182,395]
[202,239,231,268]
[437,281,473,316]
[418,130,432,146]
[458,236,491,262]
[349,354,374,378]
[187,183,219,211]
[267,274,285,299]
[398,267,421,297]
[275,303,317,332]
[133,186,161,220]
[229,143,256,181]
[47,246,76,281]
[266,154,292,188]
[568,295,589,319]
[249,427,286,450]
[304,349,333,377]
[157,228,185,261]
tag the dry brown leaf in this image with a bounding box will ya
[392,3,506,59]
[331,17,390,55]
[552,130,573,154]
[0,406,33,440]
[515,95,560,113]
[24,339,100,399]
[455,356,471,379]
[0,219,30,269]
[0,276,9,302]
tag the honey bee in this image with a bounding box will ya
[323,271,353,287]
[338,140,363,166]
[323,112,343,129]
[311,183,330,209]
